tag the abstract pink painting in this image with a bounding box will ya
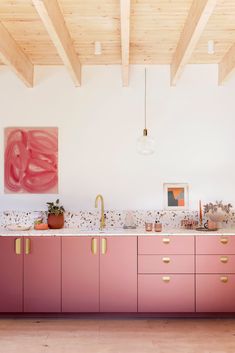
[4,127,58,194]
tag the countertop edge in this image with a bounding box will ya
[0,228,235,236]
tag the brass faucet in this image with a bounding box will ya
[95,194,106,230]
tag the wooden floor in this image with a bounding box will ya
[0,318,235,353]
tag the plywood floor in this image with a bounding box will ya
[0,318,235,353]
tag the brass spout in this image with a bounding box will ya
[95,194,106,230]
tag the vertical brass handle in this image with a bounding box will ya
[220,238,228,244]
[220,256,228,263]
[220,276,228,283]
[101,238,107,255]
[162,276,171,283]
[162,257,170,263]
[25,238,31,255]
[91,238,98,255]
[15,238,21,255]
[162,238,170,244]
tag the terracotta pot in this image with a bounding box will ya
[48,213,64,229]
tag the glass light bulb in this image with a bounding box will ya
[137,131,155,155]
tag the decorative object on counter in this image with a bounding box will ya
[123,211,137,229]
[137,68,155,155]
[47,199,65,229]
[181,219,198,229]
[163,183,189,210]
[4,127,58,194]
[204,200,232,228]
[154,222,162,232]
[204,220,218,231]
[6,224,31,231]
[199,200,203,226]
[34,218,49,230]
[145,222,153,232]
[196,200,205,231]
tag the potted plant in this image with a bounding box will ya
[47,199,65,229]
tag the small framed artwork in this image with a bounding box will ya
[163,183,189,210]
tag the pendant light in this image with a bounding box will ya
[137,68,155,155]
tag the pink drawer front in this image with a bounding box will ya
[138,274,195,312]
[138,236,194,255]
[138,255,194,274]
[196,255,235,274]
[196,274,235,312]
[196,236,235,254]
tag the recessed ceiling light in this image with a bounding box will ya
[94,41,102,55]
[207,40,215,55]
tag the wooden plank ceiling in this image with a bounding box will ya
[0,0,235,86]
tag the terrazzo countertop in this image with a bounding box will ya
[0,228,235,236]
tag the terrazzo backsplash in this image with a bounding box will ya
[1,209,235,230]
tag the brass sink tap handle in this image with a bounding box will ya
[95,194,106,230]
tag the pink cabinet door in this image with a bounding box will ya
[100,237,137,312]
[196,275,235,312]
[24,237,61,312]
[138,274,195,312]
[138,236,194,255]
[62,237,99,312]
[0,237,23,312]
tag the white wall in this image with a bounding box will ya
[0,64,234,211]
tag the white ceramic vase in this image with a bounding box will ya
[206,208,227,228]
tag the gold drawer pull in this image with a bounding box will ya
[101,238,107,255]
[25,238,31,255]
[162,238,170,244]
[162,276,171,283]
[15,238,21,255]
[220,238,228,245]
[220,256,228,263]
[220,276,228,283]
[91,238,97,255]
[162,257,170,263]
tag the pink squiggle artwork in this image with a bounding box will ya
[4,127,58,194]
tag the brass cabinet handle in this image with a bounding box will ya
[220,256,228,263]
[220,238,228,245]
[91,238,98,255]
[25,238,31,255]
[220,276,228,283]
[162,238,170,244]
[162,257,170,263]
[15,238,21,255]
[101,238,107,255]
[162,276,171,283]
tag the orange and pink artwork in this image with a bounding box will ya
[4,127,58,194]
[163,183,189,209]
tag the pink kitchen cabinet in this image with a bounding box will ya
[138,274,195,312]
[0,237,23,312]
[196,275,235,312]
[62,237,99,312]
[24,237,61,313]
[100,237,137,312]
[196,236,235,254]
[138,255,194,274]
[138,236,194,255]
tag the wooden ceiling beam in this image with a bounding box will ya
[120,0,130,86]
[171,0,217,86]
[218,44,235,85]
[0,21,33,87]
[32,0,81,86]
